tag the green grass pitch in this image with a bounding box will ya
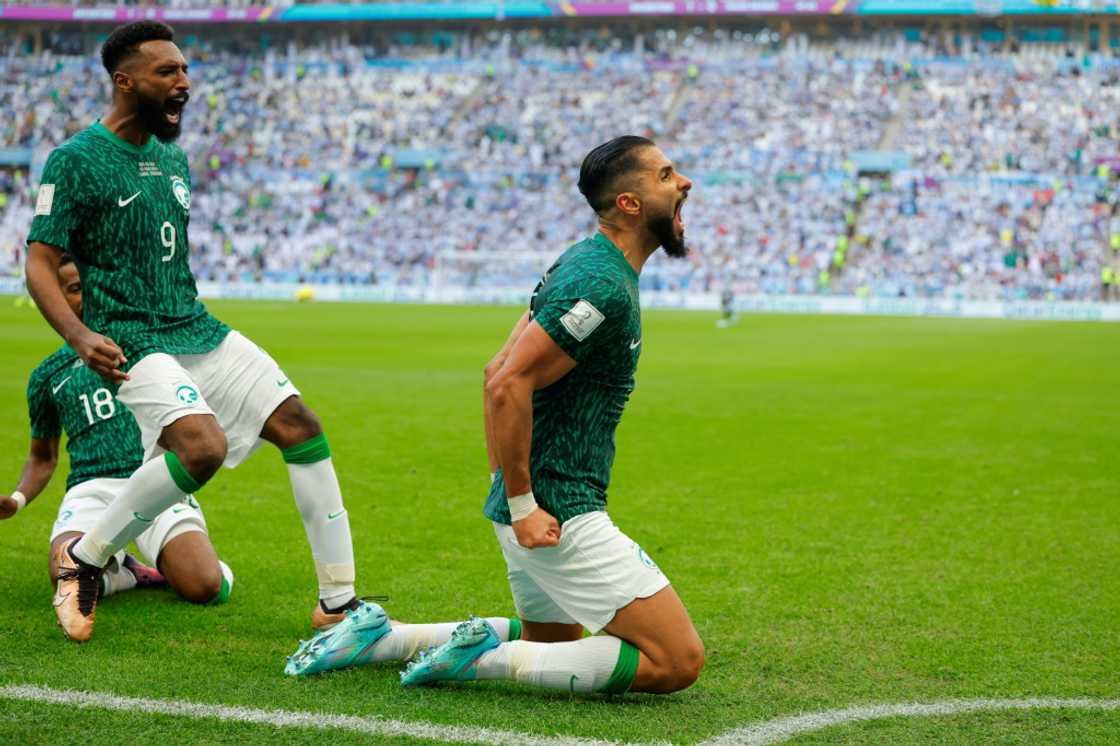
[0,299,1117,744]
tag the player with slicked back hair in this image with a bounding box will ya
[289,136,704,697]
[24,21,374,642]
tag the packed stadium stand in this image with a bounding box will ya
[2,14,1120,302]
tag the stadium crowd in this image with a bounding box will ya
[2,27,1119,301]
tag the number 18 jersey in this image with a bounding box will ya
[27,346,143,492]
[27,121,228,368]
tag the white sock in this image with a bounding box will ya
[98,551,135,597]
[473,636,627,694]
[288,457,355,609]
[72,455,189,568]
[367,618,514,663]
[100,565,138,597]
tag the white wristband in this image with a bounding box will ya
[10,491,26,513]
[507,491,538,522]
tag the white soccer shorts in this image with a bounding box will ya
[493,510,670,633]
[50,477,209,567]
[116,330,301,468]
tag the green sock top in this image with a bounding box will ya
[165,452,202,494]
[282,433,331,464]
[598,640,640,695]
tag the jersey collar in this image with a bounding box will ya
[593,232,640,282]
[91,120,159,157]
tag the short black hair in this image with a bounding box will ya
[101,21,175,76]
[578,136,655,214]
[59,253,74,268]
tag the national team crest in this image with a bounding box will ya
[170,176,191,211]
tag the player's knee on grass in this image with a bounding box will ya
[165,558,222,604]
[661,638,706,693]
[159,533,223,604]
[642,637,705,694]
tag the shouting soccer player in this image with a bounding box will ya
[288,136,704,697]
[3,254,232,609]
[24,22,366,642]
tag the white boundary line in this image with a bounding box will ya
[0,684,650,746]
[701,697,1120,745]
[3,684,1118,745]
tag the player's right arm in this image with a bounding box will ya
[0,437,60,519]
[3,366,65,519]
[25,148,127,382]
[25,243,127,383]
[485,321,577,548]
[483,310,531,476]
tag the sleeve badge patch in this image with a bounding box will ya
[35,184,55,216]
[560,299,605,341]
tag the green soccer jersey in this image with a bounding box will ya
[485,233,642,526]
[27,122,228,368]
[27,346,143,492]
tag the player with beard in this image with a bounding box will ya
[287,137,705,698]
[24,22,369,642]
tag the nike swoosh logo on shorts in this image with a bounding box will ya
[118,191,141,207]
[629,338,641,350]
[133,511,153,523]
[277,378,289,387]
[51,375,73,394]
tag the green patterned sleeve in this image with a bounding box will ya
[534,277,629,363]
[27,148,86,252]
[27,368,61,440]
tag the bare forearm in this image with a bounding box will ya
[14,438,60,505]
[26,245,86,344]
[13,456,56,505]
[484,311,531,473]
[487,376,535,496]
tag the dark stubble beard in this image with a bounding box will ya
[648,214,688,258]
[136,90,182,143]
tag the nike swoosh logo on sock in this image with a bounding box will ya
[327,510,346,520]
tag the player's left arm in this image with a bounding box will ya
[485,321,577,548]
[0,437,60,519]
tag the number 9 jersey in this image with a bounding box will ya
[27,121,229,370]
[27,346,143,492]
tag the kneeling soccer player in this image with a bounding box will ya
[287,136,704,696]
[1,255,232,637]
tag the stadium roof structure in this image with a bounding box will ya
[3,0,1120,23]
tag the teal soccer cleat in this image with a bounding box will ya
[400,616,500,687]
[284,600,390,677]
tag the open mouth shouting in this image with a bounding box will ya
[164,92,189,125]
[674,195,687,233]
